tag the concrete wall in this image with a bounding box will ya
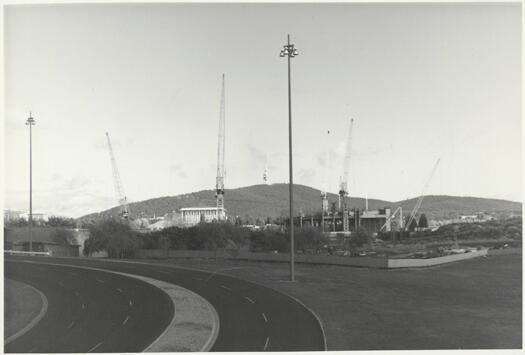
[387,249,488,268]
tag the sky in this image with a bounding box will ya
[3,2,522,218]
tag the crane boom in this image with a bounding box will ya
[405,158,440,230]
[321,130,331,213]
[215,74,226,221]
[338,118,354,232]
[379,206,403,232]
[105,132,129,218]
[338,118,354,204]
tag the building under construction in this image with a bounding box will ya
[292,207,394,235]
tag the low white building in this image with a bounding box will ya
[180,207,226,226]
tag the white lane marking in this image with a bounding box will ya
[96,278,104,283]
[262,313,268,323]
[116,288,123,293]
[245,296,255,304]
[264,336,270,350]
[129,299,133,306]
[57,281,64,287]
[74,290,80,297]
[67,321,75,329]
[220,285,231,291]
[29,346,39,353]
[123,315,130,325]
[82,303,86,310]
[87,342,103,353]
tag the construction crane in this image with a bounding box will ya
[105,132,129,219]
[263,153,269,184]
[321,130,331,232]
[405,158,441,231]
[379,206,403,232]
[338,118,354,232]
[215,74,226,221]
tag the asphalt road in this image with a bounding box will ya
[5,256,326,352]
[4,259,173,353]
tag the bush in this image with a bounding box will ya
[250,230,289,253]
[143,222,250,251]
[84,219,139,258]
[50,228,75,245]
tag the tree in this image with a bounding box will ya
[418,214,428,228]
[84,219,139,258]
[51,228,75,245]
[347,228,371,249]
[47,216,76,228]
[406,216,418,231]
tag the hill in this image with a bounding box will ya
[78,184,521,223]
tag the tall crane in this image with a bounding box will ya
[405,158,441,231]
[215,74,226,221]
[105,132,129,219]
[263,153,269,184]
[339,118,354,232]
[321,130,331,232]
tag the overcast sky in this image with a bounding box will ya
[4,2,522,218]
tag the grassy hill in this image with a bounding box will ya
[78,184,521,223]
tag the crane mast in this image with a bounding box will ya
[215,74,226,221]
[105,132,129,219]
[339,118,354,232]
[321,130,331,214]
[405,158,441,231]
[321,130,331,232]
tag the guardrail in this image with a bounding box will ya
[4,250,51,256]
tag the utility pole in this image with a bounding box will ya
[26,112,35,253]
[280,35,299,281]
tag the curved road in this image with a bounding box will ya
[5,260,173,353]
[5,256,326,352]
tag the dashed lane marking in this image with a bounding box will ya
[28,346,38,353]
[116,288,123,293]
[57,281,64,287]
[264,337,270,350]
[67,321,75,329]
[123,316,130,325]
[220,285,231,291]
[96,278,104,283]
[87,342,103,353]
[74,290,80,297]
[262,313,268,323]
[245,296,255,304]
[129,299,133,306]
[82,303,86,310]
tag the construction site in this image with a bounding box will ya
[102,73,444,244]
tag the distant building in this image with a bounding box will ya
[20,212,48,222]
[4,209,25,221]
[180,207,227,227]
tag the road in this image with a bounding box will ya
[4,260,173,353]
[5,256,326,352]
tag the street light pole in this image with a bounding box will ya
[280,34,299,282]
[26,112,35,253]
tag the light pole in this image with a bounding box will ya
[26,112,35,253]
[280,34,299,281]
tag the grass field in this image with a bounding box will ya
[4,278,45,339]
[151,254,522,350]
